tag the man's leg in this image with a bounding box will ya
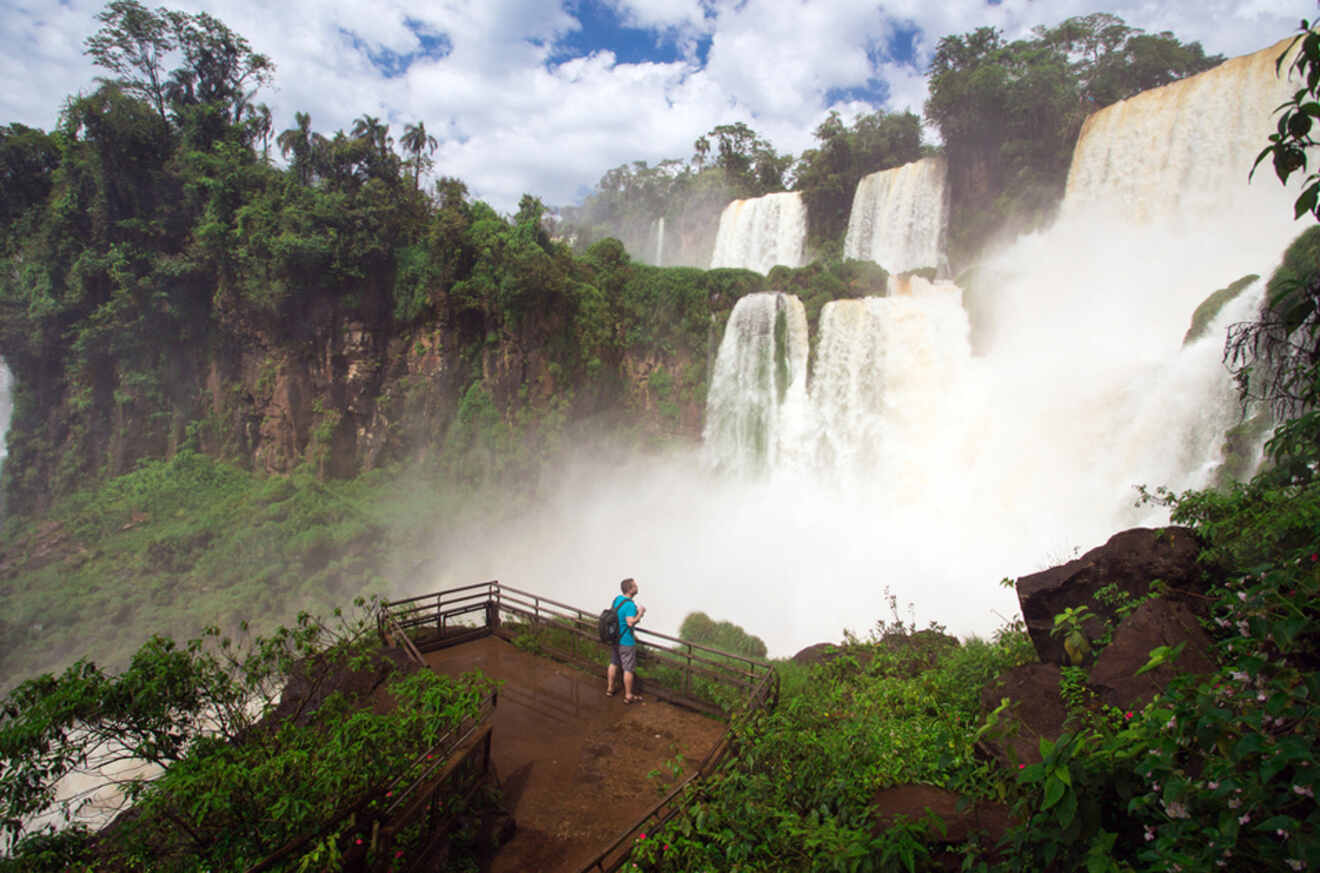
[606,662,618,693]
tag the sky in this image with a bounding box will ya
[1,0,1313,213]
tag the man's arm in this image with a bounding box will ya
[625,603,646,626]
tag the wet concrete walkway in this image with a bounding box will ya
[425,635,725,873]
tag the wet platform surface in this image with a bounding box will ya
[425,635,725,873]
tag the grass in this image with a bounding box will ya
[0,450,518,687]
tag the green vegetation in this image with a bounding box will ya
[1184,273,1259,345]
[678,611,768,660]
[631,620,1035,871]
[0,605,500,872]
[0,449,513,684]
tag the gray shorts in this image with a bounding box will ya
[610,644,637,673]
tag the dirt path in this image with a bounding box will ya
[426,636,725,873]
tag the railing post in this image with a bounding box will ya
[685,645,692,697]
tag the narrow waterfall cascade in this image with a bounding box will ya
[843,157,948,275]
[653,216,665,267]
[0,361,11,463]
[709,192,807,274]
[703,292,809,474]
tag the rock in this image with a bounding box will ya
[791,642,846,665]
[978,664,1067,768]
[1016,527,1207,665]
[871,629,962,677]
[872,784,1012,867]
[1088,600,1217,710]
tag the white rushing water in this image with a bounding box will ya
[420,39,1305,657]
[703,292,810,475]
[0,360,11,464]
[843,157,948,275]
[709,191,807,274]
[653,216,665,267]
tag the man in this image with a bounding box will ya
[605,577,646,703]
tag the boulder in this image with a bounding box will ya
[791,642,846,666]
[1016,527,1206,665]
[978,664,1067,768]
[1088,599,1217,710]
[872,785,1013,868]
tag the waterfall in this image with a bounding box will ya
[709,192,807,274]
[0,361,10,465]
[843,157,948,275]
[654,216,665,267]
[703,292,809,474]
[431,39,1309,660]
[807,284,970,490]
[1064,38,1300,251]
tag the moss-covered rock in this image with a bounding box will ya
[1183,273,1259,345]
[1265,225,1320,333]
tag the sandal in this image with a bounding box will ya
[624,695,644,704]
[605,689,616,696]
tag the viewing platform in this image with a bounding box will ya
[375,581,779,873]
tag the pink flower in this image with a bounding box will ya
[355,838,364,845]
[395,850,404,858]
[1018,763,1026,769]
[1125,711,1134,720]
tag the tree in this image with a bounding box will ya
[84,2,274,127]
[351,113,388,156]
[1235,21,1320,472]
[925,14,1221,265]
[163,8,274,123]
[400,120,438,191]
[83,0,174,122]
[277,110,315,184]
[244,101,272,160]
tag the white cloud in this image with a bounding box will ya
[0,0,1311,211]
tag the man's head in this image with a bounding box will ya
[620,577,638,596]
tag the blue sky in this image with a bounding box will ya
[1,0,1311,212]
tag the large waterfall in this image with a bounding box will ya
[843,157,948,275]
[709,192,807,274]
[429,39,1306,658]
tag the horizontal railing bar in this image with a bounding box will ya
[383,580,498,608]
[493,606,761,686]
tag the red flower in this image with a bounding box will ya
[395,850,404,858]
[355,838,363,845]
[1018,763,1026,769]
[1125,711,1134,720]
[1312,553,1318,562]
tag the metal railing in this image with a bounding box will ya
[380,581,772,718]
[379,581,782,873]
[244,669,498,873]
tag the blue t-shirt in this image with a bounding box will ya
[613,595,638,646]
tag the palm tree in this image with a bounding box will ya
[351,114,389,158]
[277,111,313,184]
[400,121,439,190]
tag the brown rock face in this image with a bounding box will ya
[978,663,1067,768]
[872,784,1013,867]
[1016,527,1206,665]
[1088,599,1217,710]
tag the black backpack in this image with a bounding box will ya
[597,597,625,644]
